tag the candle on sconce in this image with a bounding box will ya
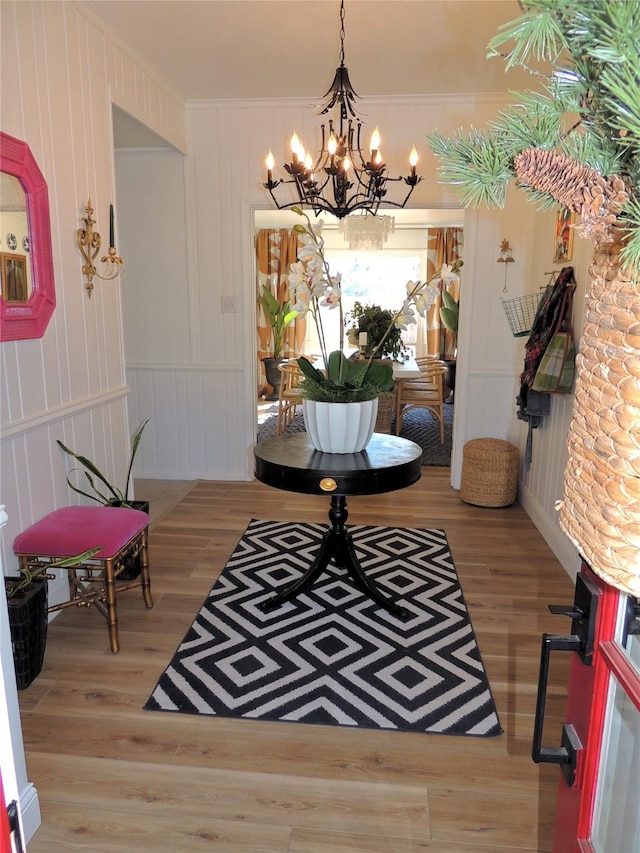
[109,204,114,249]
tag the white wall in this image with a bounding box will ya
[0,0,185,581]
[123,94,545,481]
[0,2,185,841]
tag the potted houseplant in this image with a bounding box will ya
[6,548,100,689]
[288,207,462,451]
[346,302,407,361]
[56,418,149,578]
[258,285,298,400]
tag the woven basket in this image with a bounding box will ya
[558,232,640,597]
[375,395,394,434]
[460,438,519,507]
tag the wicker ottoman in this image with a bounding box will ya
[460,438,519,507]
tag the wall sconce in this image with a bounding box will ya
[76,199,124,297]
[496,238,515,292]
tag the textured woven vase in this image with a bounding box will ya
[303,399,378,453]
[558,231,640,597]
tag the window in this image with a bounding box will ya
[303,250,425,354]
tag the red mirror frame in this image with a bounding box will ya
[0,132,56,341]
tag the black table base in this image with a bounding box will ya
[259,495,410,620]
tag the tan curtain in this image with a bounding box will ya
[418,227,464,359]
[255,228,305,394]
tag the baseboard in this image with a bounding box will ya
[518,481,581,583]
[17,780,41,844]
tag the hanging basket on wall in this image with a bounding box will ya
[501,291,545,337]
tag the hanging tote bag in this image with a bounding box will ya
[532,284,576,393]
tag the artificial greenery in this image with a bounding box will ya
[6,548,103,600]
[346,302,407,361]
[56,419,149,507]
[426,0,640,276]
[297,350,394,403]
[257,285,298,358]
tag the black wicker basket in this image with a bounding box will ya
[8,578,48,690]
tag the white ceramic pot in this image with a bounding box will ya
[302,398,378,453]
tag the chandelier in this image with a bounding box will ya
[262,0,422,220]
[339,213,395,250]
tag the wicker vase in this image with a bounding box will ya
[303,398,378,453]
[558,230,640,597]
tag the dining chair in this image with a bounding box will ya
[394,357,448,442]
[276,360,304,435]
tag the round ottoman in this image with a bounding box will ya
[460,438,519,507]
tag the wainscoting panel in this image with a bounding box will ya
[127,364,251,480]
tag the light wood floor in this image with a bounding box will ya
[19,472,575,852]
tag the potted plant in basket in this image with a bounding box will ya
[6,547,101,689]
[287,207,462,452]
[346,302,408,362]
[56,418,149,578]
[258,285,298,400]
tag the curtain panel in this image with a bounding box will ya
[420,227,464,359]
[255,229,305,395]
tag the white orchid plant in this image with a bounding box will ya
[287,207,462,402]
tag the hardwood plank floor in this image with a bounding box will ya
[19,471,575,852]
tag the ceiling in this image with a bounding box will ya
[90,0,529,103]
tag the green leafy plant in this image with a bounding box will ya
[56,419,149,507]
[6,547,103,600]
[439,288,459,343]
[257,285,298,358]
[426,0,640,276]
[346,302,407,361]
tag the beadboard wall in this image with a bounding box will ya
[0,1,185,585]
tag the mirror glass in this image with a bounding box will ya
[1,173,32,303]
[0,132,56,341]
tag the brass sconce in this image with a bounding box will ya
[497,238,515,292]
[77,199,124,297]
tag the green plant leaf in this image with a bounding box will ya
[124,418,150,503]
[57,441,122,504]
[6,546,103,599]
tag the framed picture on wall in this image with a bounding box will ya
[553,207,575,263]
[1,252,29,303]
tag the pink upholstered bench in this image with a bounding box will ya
[13,506,153,653]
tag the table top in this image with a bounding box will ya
[392,356,421,379]
[254,432,422,497]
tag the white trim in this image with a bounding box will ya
[126,363,245,373]
[518,483,581,582]
[0,387,130,441]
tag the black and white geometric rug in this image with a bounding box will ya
[144,519,502,737]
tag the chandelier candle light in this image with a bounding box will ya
[263,0,422,219]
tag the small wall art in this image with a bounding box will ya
[553,207,575,263]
